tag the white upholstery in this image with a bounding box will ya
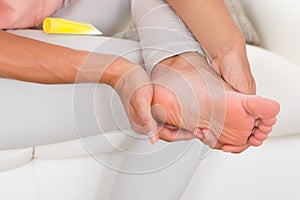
[1,1,300,200]
[0,154,121,200]
[241,0,300,65]
[182,134,300,200]
[0,148,33,171]
[181,1,300,200]
[247,45,300,137]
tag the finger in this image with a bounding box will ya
[157,126,195,142]
[212,58,257,95]
[193,128,204,140]
[129,86,159,143]
[200,129,223,150]
[146,120,160,144]
[235,75,256,95]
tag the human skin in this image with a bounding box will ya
[0,30,164,143]
[166,0,256,95]
[152,53,280,153]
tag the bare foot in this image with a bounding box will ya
[152,53,280,152]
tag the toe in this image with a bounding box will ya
[253,129,268,140]
[260,117,277,126]
[222,144,251,154]
[258,125,273,134]
[248,135,263,146]
[243,96,280,119]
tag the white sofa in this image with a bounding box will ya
[1,0,300,199]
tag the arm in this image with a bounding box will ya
[0,30,159,143]
[0,30,129,85]
[166,0,256,94]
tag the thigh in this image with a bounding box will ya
[111,140,210,200]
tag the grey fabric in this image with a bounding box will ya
[117,23,140,42]
[225,0,260,45]
[131,0,205,74]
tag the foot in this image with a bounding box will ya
[152,53,280,152]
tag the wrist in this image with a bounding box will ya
[101,56,138,88]
[210,33,247,59]
[212,41,249,70]
[154,52,201,71]
[78,52,137,87]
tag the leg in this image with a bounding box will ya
[111,139,207,200]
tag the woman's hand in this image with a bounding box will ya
[166,0,256,95]
[109,59,158,144]
[211,48,256,95]
[112,57,196,144]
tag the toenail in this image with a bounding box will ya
[254,120,259,127]
[147,131,158,144]
[193,128,204,139]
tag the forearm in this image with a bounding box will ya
[0,30,135,86]
[166,0,247,60]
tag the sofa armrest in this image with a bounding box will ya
[241,0,300,65]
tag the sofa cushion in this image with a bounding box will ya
[182,134,300,200]
[0,148,33,171]
[246,45,300,137]
[34,130,135,158]
[241,0,300,66]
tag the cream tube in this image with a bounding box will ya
[43,18,102,35]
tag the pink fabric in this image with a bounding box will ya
[0,0,63,29]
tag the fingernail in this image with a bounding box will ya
[197,133,203,139]
[193,129,198,136]
[193,128,204,139]
[147,131,158,144]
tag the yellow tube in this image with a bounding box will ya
[43,18,102,35]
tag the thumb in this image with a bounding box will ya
[129,87,159,144]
